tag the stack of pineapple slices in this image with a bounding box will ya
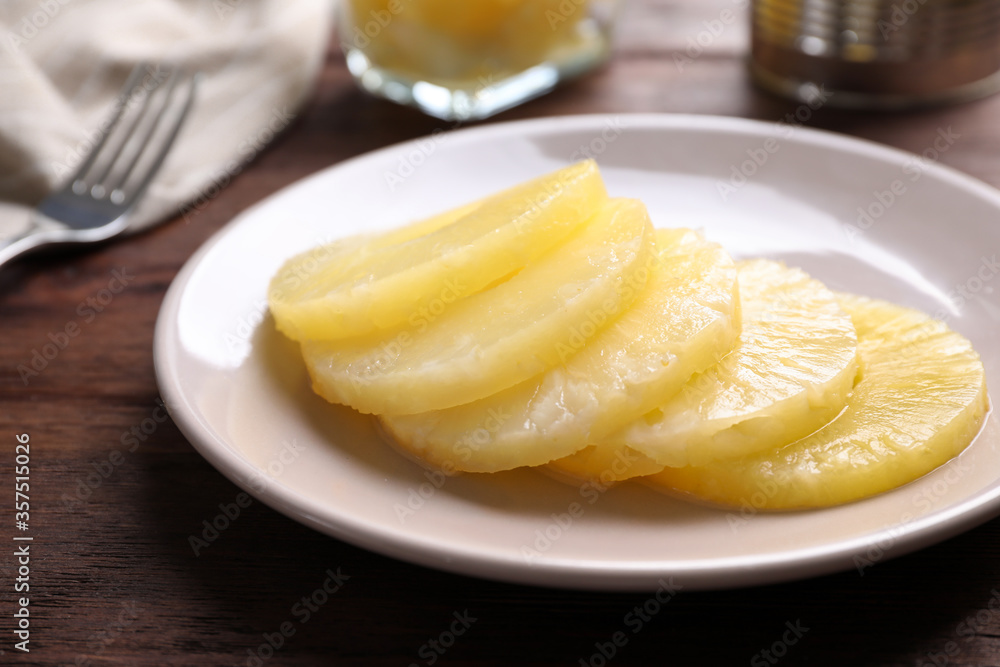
[268,161,989,510]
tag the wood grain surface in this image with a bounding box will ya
[3,1,1000,665]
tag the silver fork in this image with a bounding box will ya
[0,63,198,268]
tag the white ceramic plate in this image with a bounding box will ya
[155,114,1000,591]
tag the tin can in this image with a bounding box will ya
[751,0,1000,109]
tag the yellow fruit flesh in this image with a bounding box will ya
[345,0,591,84]
[268,157,990,511]
[269,160,607,342]
[382,227,740,473]
[303,197,655,416]
[646,294,989,509]
[551,260,859,483]
[269,202,480,339]
[611,259,859,470]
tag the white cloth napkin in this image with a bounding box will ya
[0,0,333,242]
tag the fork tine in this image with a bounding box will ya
[103,69,180,202]
[89,68,174,199]
[0,62,198,268]
[112,71,198,207]
[68,62,153,194]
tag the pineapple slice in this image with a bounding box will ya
[269,202,481,340]
[588,259,859,479]
[646,294,989,509]
[269,160,607,342]
[550,260,858,483]
[303,197,655,415]
[381,227,740,472]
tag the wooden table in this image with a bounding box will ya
[4,1,1000,664]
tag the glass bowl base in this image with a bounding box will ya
[344,37,609,121]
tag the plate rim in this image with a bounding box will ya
[154,112,1000,591]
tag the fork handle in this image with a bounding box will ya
[0,218,69,268]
